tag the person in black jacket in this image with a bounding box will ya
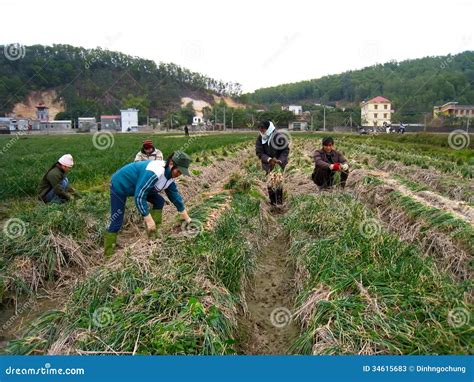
[255,120,290,205]
[312,136,350,190]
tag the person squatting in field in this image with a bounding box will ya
[134,139,164,162]
[104,151,193,257]
[37,154,81,203]
[312,136,350,190]
[255,120,290,205]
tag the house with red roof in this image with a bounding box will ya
[360,96,393,127]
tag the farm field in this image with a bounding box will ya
[0,131,472,355]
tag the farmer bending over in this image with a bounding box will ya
[312,137,349,190]
[256,120,289,205]
[104,151,192,257]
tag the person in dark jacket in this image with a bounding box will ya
[255,120,290,205]
[184,125,189,137]
[37,154,77,203]
[312,137,350,190]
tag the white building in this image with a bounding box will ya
[289,105,303,115]
[120,108,139,132]
[360,96,393,127]
[78,117,97,132]
[288,120,308,131]
[33,120,72,131]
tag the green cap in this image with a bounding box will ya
[172,151,192,176]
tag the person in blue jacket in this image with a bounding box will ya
[104,151,193,257]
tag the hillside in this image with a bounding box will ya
[243,51,474,121]
[0,44,242,122]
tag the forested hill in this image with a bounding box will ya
[0,44,242,119]
[243,51,474,116]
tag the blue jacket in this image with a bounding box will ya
[111,160,185,216]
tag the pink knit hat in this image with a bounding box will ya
[58,154,74,167]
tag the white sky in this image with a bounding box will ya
[1,0,473,92]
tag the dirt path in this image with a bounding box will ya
[238,231,299,354]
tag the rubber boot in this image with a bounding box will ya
[275,188,284,205]
[148,209,162,239]
[104,232,117,258]
[268,187,277,205]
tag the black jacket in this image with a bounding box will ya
[256,131,290,173]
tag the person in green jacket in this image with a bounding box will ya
[37,154,78,203]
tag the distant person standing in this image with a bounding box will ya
[184,125,189,137]
[398,122,406,134]
[134,140,163,162]
[312,137,350,190]
[37,154,78,203]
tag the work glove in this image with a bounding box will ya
[143,214,156,233]
[331,163,341,171]
[341,163,349,171]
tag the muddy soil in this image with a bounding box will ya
[238,231,299,354]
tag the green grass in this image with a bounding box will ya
[284,193,472,355]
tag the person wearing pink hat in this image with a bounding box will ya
[37,154,78,203]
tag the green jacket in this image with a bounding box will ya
[37,164,73,201]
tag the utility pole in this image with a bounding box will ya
[214,107,217,130]
[223,106,226,130]
[231,109,234,130]
[323,105,326,132]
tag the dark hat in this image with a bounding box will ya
[143,139,154,150]
[322,136,334,146]
[172,151,192,176]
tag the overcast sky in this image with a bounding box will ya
[1,0,473,92]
